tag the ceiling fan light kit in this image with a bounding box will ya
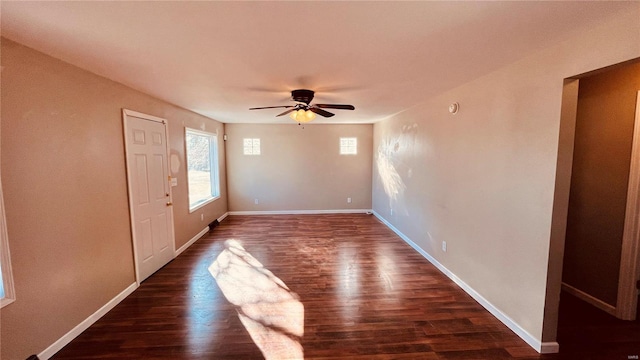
[249,89,355,124]
[290,109,316,123]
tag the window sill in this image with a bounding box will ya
[189,195,220,213]
[1,297,15,309]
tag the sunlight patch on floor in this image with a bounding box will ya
[209,239,304,360]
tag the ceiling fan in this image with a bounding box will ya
[249,89,355,123]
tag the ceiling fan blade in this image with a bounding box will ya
[276,108,297,117]
[249,105,294,110]
[315,104,355,110]
[310,107,335,118]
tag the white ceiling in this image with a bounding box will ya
[0,1,633,124]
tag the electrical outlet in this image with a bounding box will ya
[442,241,447,252]
[390,208,394,216]
[200,214,204,221]
[347,197,352,203]
[254,198,259,205]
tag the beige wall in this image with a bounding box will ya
[563,61,640,306]
[372,4,640,347]
[544,78,579,342]
[226,124,372,212]
[2,4,639,358]
[0,38,227,359]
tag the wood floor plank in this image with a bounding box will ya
[50,214,638,359]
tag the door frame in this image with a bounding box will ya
[618,91,640,320]
[122,109,176,285]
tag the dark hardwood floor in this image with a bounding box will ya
[51,214,638,359]
[541,291,640,360]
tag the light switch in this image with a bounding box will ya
[170,177,178,187]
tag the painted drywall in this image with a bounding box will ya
[226,124,372,212]
[563,61,640,306]
[168,112,227,248]
[372,5,640,348]
[543,79,579,343]
[0,38,227,359]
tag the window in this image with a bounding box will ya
[243,138,261,155]
[340,137,357,155]
[185,128,220,212]
[0,178,15,308]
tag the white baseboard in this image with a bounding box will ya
[561,282,617,316]
[217,212,229,223]
[228,209,372,216]
[372,211,555,354]
[175,226,210,257]
[38,282,138,359]
[540,341,560,354]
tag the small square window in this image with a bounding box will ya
[243,138,261,155]
[340,137,357,155]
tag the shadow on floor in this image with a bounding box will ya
[542,291,640,360]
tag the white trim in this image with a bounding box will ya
[188,195,221,213]
[561,282,617,316]
[122,109,166,123]
[540,342,560,354]
[174,214,229,259]
[617,90,640,320]
[0,176,16,308]
[217,212,229,222]
[228,209,372,216]
[372,211,554,354]
[38,282,138,360]
[185,127,221,213]
[175,226,210,257]
[122,109,176,285]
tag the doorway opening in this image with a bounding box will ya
[546,58,640,355]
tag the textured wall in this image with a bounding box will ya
[372,5,640,346]
[226,124,373,212]
[0,38,227,359]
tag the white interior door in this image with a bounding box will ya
[123,110,175,282]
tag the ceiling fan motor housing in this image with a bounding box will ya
[249,88,353,119]
[291,89,315,104]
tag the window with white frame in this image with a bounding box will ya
[0,178,15,308]
[185,128,220,212]
[243,138,261,155]
[340,137,357,155]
